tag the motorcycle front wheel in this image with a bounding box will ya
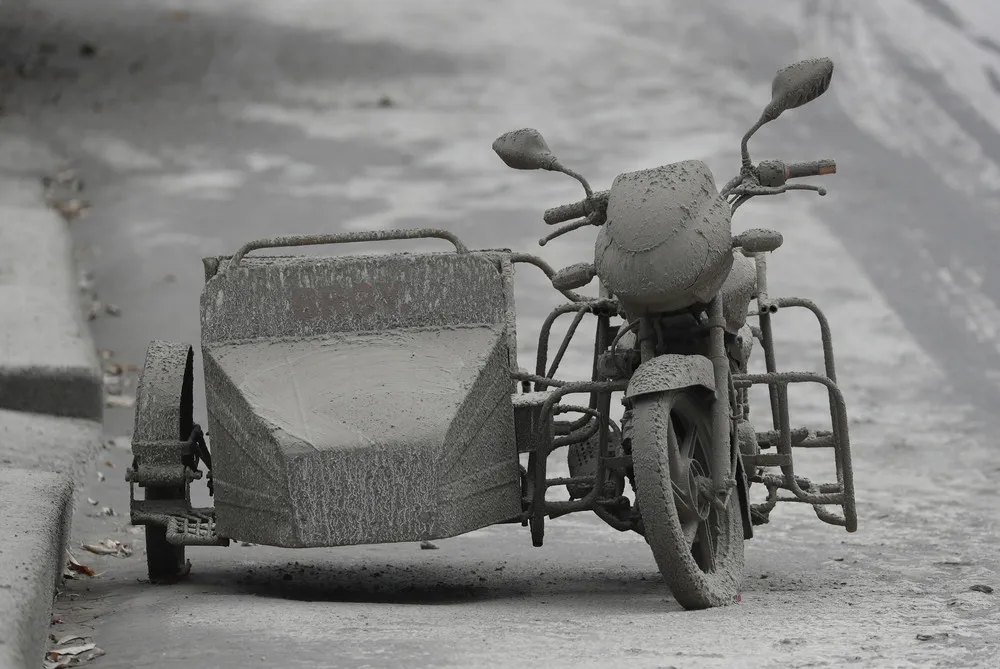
[630,388,744,609]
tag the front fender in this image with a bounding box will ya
[624,354,716,400]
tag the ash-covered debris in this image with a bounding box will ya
[98,348,138,408]
[77,265,124,322]
[43,166,90,222]
[44,633,106,668]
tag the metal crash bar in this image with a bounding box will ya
[733,371,857,532]
[226,228,471,268]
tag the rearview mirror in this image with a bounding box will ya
[492,128,561,171]
[763,57,833,121]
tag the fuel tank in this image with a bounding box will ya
[594,160,734,316]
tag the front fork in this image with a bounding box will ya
[634,297,735,497]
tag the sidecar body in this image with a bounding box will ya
[192,246,523,548]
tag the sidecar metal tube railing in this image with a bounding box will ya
[732,371,857,532]
[528,379,628,547]
[552,405,602,447]
[546,307,590,379]
[534,299,617,384]
[226,228,470,268]
[529,301,618,436]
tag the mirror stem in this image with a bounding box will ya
[740,118,764,168]
[555,163,594,199]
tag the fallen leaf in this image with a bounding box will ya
[46,645,94,659]
[419,541,438,550]
[81,539,132,557]
[96,471,105,482]
[86,497,98,506]
[970,584,994,594]
[44,642,105,668]
[64,553,96,578]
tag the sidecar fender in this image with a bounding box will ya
[624,354,716,400]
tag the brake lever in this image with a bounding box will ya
[729,181,827,198]
[538,211,603,247]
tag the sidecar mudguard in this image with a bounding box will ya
[624,354,716,400]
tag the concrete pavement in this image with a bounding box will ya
[0,469,74,669]
[0,120,104,668]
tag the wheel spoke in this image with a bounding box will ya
[694,516,718,573]
[681,423,699,460]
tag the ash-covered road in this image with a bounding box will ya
[1,0,998,667]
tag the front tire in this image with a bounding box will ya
[630,389,744,609]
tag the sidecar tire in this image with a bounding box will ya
[630,389,744,609]
[132,341,195,583]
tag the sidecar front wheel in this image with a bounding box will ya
[630,389,744,609]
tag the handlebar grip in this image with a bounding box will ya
[785,159,836,179]
[543,200,588,225]
[542,189,610,225]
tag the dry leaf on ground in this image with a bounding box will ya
[81,539,132,557]
[63,553,96,579]
[44,634,106,668]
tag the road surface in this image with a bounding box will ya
[1,0,998,667]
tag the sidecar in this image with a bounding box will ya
[128,230,530,573]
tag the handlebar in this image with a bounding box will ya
[541,158,835,228]
[757,159,836,188]
[786,159,836,179]
[543,190,609,225]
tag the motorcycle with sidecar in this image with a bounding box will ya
[127,57,856,609]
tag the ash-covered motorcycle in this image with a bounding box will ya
[492,56,857,608]
[126,58,856,613]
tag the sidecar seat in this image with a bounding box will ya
[198,250,523,548]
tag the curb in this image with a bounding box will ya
[0,174,104,421]
[0,468,74,669]
[0,165,105,668]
